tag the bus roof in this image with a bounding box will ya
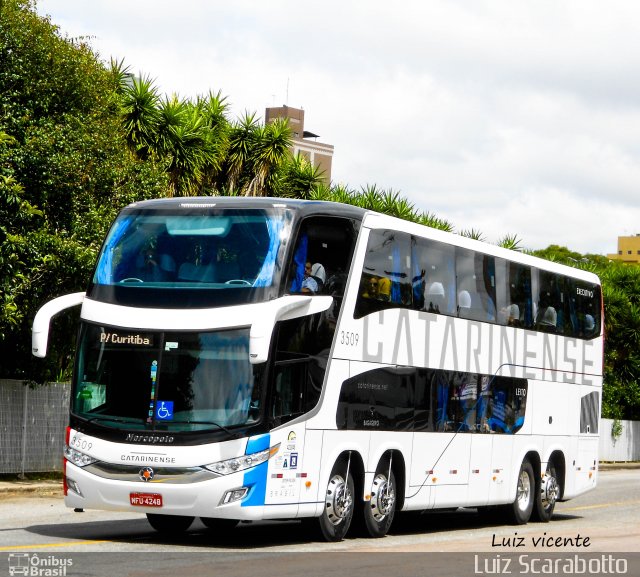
[122,197,599,285]
[362,211,601,285]
[124,196,368,221]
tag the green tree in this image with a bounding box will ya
[274,153,326,199]
[0,0,167,380]
[120,74,161,160]
[598,262,640,420]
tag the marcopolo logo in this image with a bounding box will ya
[8,553,73,577]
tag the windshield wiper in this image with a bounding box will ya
[85,416,147,425]
[167,419,234,434]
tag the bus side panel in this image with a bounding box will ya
[297,427,324,517]
[563,378,601,499]
[262,425,306,518]
[570,437,599,498]
[466,434,493,507]
[529,378,570,437]
[308,358,352,430]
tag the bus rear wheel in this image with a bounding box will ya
[317,465,355,542]
[363,467,397,538]
[146,513,194,533]
[533,462,559,522]
[506,460,535,525]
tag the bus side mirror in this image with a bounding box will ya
[32,292,85,358]
[249,295,333,364]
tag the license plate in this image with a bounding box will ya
[130,492,163,507]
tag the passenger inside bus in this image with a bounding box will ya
[378,276,391,301]
[361,276,380,299]
[536,306,557,332]
[426,281,446,313]
[310,262,326,292]
[457,290,472,317]
[302,262,319,293]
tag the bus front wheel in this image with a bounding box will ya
[317,465,355,542]
[146,513,194,533]
[507,460,535,525]
[363,466,397,538]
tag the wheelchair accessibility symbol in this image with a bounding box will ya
[156,401,174,420]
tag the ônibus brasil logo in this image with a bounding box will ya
[8,553,72,576]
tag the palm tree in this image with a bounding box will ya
[354,184,385,212]
[120,75,161,160]
[460,228,486,242]
[108,58,132,95]
[244,118,293,196]
[224,112,260,195]
[274,153,325,199]
[497,233,523,251]
[156,96,217,196]
[327,183,356,205]
[416,211,454,232]
[197,91,230,192]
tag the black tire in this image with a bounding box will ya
[200,517,239,533]
[317,464,355,542]
[363,467,397,538]
[532,461,559,522]
[506,460,535,525]
[146,513,194,533]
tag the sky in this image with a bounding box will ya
[36,0,640,255]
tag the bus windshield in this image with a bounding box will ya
[89,208,292,308]
[73,323,264,433]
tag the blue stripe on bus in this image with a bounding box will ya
[245,433,270,454]
[241,434,270,507]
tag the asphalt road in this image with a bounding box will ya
[0,469,638,576]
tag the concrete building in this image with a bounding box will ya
[607,235,640,263]
[265,105,333,183]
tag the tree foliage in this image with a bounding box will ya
[0,0,167,380]
[531,245,640,419]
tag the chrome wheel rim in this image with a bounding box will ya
[516,469,532,512]
[540,472,559,509]
[325,474,353,526]
[369,473,395,521]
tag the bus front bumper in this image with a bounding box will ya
[64,461,267,520]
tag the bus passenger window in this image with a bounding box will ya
[355,229,412,318]
[455,248,496,322]
[412,237,456,316]
[287,217,358,298]
[567,279,601,339]
[504,262,532,328]
[535,271,564,334]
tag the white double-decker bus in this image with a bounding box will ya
[32,197,603,541]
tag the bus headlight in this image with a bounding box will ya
[64,445,98,467]
[204,443,279,475]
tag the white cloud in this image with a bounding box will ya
[38,0,640,254]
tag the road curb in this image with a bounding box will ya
[0,480,63,497]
